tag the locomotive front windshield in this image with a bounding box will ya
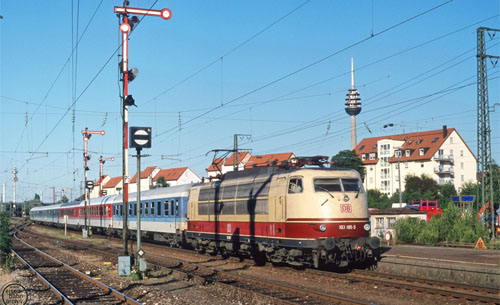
[314,178,363,192]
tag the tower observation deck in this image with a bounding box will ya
[345,57,362,149]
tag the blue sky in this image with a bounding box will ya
[1,0,499,202]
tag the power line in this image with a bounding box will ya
[153,1,455,140]
[141,0,311,107]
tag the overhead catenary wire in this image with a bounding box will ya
[152,0,455,140]
[140,0,312,107]
[4,1,499,202]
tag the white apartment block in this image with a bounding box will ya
[354,126,476,196]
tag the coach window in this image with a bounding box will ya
[128,203,133,216]
[175,200,179,216]
[170,200,175,216]
[151,202,155,216]
[164,201,169,216]
[288,178,303,194]
[145,202,149,216]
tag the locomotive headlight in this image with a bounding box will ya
[364,224,371,231]
[343,195,349,202]
[319,224,327,232]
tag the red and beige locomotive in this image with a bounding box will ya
[187,159,380,268]
[31,157,380,269]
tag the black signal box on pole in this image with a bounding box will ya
[130,127,152,149]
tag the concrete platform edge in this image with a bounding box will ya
[376,256,500,288]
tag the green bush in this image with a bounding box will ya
[416,218,439,244]
[0,212,12,269]
[394,217,425,242]
[394,204,489,244]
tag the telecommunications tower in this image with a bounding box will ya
[345,57,362,149]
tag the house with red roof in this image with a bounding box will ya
[129,166,160,193]
[206,152,296,178]
[152,167,201,187]
[354,126,476,196]
[206,152,251,178]
[244,152,295,169]
[101,176,123,196]
[90,175,111,198]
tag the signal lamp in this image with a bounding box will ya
[128,68,139,82]
[124,95,136,107]
[129,16,140,31]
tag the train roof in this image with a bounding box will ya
[60,201,83,207]
[128,183,192,202]
[83,183,193,206]
[218,166,360,183]
[30,204,62,211]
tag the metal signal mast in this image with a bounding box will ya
[81,128,105,237]
[114,2,171,256]
[477,27,499,239]
[98,156,115,197]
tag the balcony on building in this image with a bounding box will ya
[433,154,454,163]
[434,166,454,176]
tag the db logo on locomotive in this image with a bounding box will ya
[340,204,352,213]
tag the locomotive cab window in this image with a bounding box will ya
[314,178,341,192]
[342,178,363,192]
[288,178,303,194]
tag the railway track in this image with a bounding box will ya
[20,227,369,305]
[11,234,141,305]
[144,252,371,305]
[306,268,500,304]
[22,225,500,304]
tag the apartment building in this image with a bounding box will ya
[354,126,476,196]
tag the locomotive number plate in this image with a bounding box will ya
[340,204,352,213]
[339,224,357,230]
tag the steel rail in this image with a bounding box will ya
[145,252,371,305]
[13,234,142,305]
[308,268,500,304]
[355,269,500,294]
[25,227,370,305]
[11,248,74,304]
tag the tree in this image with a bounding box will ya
[34,193,40,201]
[330,150,365,178]
[460,181,477,196]
[438,182,457,210]
[57,195,69,204]
[153,176,169,189]
[404,174,439,201]
[367,189,392,209]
